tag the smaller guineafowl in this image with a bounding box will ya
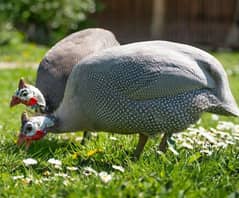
[10,28,120,144]
[16,41,239,159]
[10,28,119,113]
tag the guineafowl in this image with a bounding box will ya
[10,28,120,144]
[10,28,120,113]
[17,41,239,159]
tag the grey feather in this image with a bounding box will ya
[53,41,239,134]
[36,28,120,112]
[93,48,216,100]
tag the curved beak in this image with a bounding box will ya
[10,96,21,107]
[17,133,25,146]
[17,133,32,150]
[17,130,46,150]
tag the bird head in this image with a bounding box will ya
[17,112,55,149]
[10,78,46,112]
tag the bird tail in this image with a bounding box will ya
[215,79,239,117]
[221,104,239,117]
[207,103,239,117]
[219,87,239,117]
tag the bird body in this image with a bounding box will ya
[54,41,239,134]
[35,28,120,113]
[18,41,239,158]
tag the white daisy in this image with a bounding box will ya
[75,137,83,142]
[23,158,38,166]
[54,173,69,178]
[66,166,79,171]
[109,136,117,141]
[47,158,62,166]
[99,172,112,183]
[82,167,98,176]
[12,175,24,180]
[112,165,125,173]
[211,114,219,121]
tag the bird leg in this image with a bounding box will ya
[133,133,148,160]
[159,133,171,152]
[81,131,92,145]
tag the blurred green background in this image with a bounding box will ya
[0,0,103,46]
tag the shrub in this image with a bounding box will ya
[0,0,101,45]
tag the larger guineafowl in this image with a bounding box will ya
[17,41,239,159]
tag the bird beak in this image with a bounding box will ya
[10,96,21,107]
[16,133,32,150]
[17,130,46,149]
[17,133,26,146]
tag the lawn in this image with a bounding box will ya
[0,46,239,197]
[0,42,48,63]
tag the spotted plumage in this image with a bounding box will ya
[18,41,239,159]
[87,89,219,136]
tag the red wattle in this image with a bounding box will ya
[17,130,46,149]
[28,97,38,106]
[30,130,46,140]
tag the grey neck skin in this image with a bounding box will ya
[44,114,59,133]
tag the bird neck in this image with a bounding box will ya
[43,115,58,133]
[28,85,47,112]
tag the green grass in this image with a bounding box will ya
[0,52,239,197]
[0,42,48,62]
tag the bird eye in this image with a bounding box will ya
[25,124,33,132]
[22,92,28,97]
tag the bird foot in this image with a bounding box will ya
[80,131,92,145]
[132,133,148,161]
[158,133,172,153]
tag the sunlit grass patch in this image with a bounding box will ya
[0,42,48,63]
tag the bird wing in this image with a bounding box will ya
[107,49,216,100]
[36,29,120,112]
